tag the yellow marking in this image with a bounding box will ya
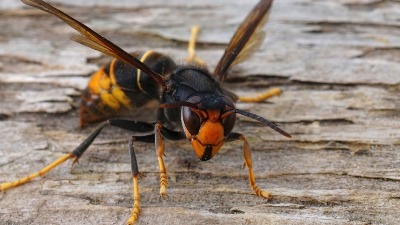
[88,68,104,95]
[126,176,140,225]
[137,50,154,93]
[100,92,120,110]
[238,88,282,103]
[112,86,132,109]
[99,72,111,90]
[0,153,74,191]
[109,58,118,86]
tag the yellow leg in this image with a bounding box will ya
[238,88,281,103]
[0,153,75,191]
[155,123,168,197]
[240,135,271,199]
[126,175,140,225]
[158,156,168,197]
[185,25,205,66]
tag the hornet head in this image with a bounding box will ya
[161,92,291,162]
[180,95,236,161]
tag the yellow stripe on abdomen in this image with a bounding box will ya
[137,50,154,93]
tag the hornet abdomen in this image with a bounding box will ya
[80,51,176,126]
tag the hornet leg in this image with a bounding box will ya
[185,25,205,65]
[155,123,168,197]
[126,138,143,225]
[0,153,74,191]
[0,119,154,191]
[126,126,184,223]
[227,132,271,199]
[238,88,282,103]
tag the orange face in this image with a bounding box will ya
[181,108,236,161]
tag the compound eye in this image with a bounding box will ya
[182,107,201,135]
[222,113,236,135]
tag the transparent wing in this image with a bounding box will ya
[70,34,121,59]
[213,0,273,82]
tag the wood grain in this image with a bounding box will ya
[0,0,399,224]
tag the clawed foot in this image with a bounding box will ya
[126,207,140,225]
[258,190,271,200]
[253,186,271,200]
[159,172,168,198]
[160,186,169,198]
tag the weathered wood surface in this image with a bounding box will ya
[1,0,400,224]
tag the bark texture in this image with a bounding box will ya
[0,0,399,224]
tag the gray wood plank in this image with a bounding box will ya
[0,0,399,224]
